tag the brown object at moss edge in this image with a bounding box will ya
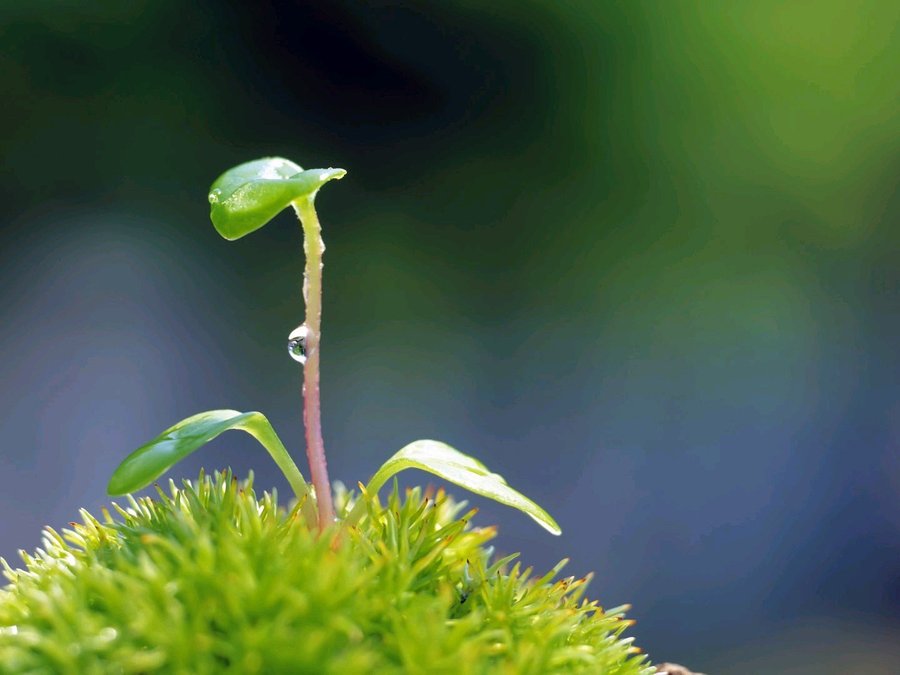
[656,664,706,675]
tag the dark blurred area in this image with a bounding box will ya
[2,2,899,671]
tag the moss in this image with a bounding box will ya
[0,472,653,674]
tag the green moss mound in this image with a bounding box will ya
[0,472,653,674]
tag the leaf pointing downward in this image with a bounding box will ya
[208,157,346,241]
[354,440,561,535]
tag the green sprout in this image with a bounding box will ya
[107,157,561,537]
[2,158,658,673]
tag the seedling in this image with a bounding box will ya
[2,158,657,673]
[107,157,561,537]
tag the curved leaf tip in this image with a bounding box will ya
[359,440,562,536]
[208,157,346,241]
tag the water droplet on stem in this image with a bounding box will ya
[288,324,309,364]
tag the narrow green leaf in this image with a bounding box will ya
[208,157,346,240]
[352,440,561,536]
[107,410,310,508]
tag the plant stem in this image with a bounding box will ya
[292,197,335,530]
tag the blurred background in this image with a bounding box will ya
[1,2,898,672]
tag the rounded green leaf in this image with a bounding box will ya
[356,440,561,536]
[208,157,346,240]
[107,410,309,502]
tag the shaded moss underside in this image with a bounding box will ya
[0,472,653,674]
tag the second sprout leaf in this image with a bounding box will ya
[351,440,562,535]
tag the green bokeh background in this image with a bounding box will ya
[2,2,898,671]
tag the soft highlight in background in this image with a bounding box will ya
[1,2,898,672]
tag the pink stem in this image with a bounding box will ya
[293,198,335,530]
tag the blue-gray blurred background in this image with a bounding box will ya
[2,2,899,672]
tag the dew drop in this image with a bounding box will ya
[288,324,309,364]
[208,188,223,204]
